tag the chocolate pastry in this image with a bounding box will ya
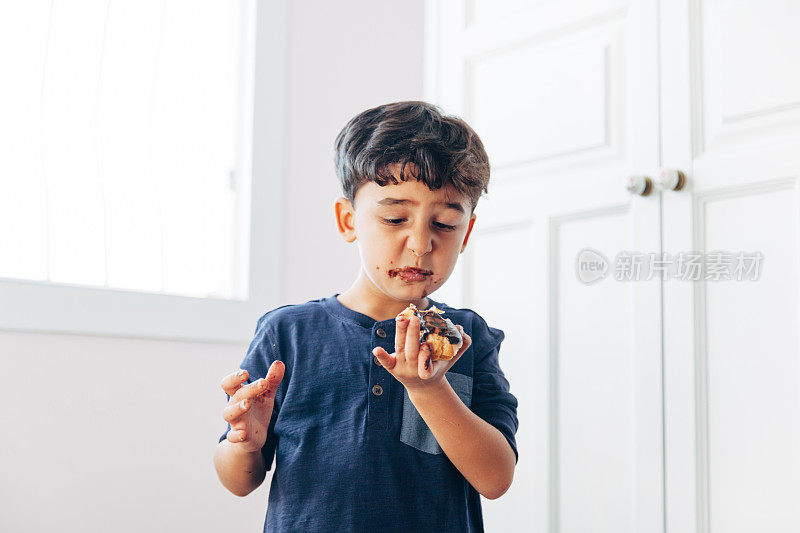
[397,303,463,361]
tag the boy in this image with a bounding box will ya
[214,101,519,532]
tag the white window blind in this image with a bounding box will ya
[0,0,253,301]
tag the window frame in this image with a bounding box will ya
[0,0,287,344]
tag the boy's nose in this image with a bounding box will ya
[409,238,432,257]
[407,225,433,256]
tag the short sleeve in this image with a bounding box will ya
[218,316,281,470]
[470,321,519,465]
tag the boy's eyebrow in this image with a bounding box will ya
[376,197,465,214]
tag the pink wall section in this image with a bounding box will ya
[281,0,426,305]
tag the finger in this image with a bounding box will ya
[226,429,247,444]
[221,369,249,397]
[231,360,286,403]
[395,315,409,356]
[222,398,251,423]
[418,342,433,378]
[404,314,421,366]
[264,360,285,397]
[372,346,397,370]
[455,326,472,358]
[232,377,271,403]
[448,326,471,365]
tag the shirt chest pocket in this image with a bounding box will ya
[399,371,473,455]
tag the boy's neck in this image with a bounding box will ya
[337,273,430,322]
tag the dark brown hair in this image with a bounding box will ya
[333,101,490,214]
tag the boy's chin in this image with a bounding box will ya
[388,282,432,301]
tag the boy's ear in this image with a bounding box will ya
[335,197,357,243]
[460,213,477,253]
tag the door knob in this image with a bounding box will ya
[626,175,653,196]
[656,168,686,191]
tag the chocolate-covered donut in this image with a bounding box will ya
[397,303,463,361]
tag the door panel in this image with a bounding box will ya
[661,1,800,532]
[469,34,614,167]
[704,188,800,533]
[554,210,634,533]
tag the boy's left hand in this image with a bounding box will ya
[372,313,471,395]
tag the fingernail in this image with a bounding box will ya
[240,400,248,409]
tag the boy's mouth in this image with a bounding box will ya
[388,266,433,282]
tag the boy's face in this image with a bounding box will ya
[335,162,477,311]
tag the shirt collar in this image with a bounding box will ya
[322,293,446,329]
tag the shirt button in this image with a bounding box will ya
[373,355,381,366]
[376,328,387,338]
[372,384,383,396]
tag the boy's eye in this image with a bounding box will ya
[381,218,456,231]
[434,222,457,230]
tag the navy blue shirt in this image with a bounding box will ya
[219,294,519,532]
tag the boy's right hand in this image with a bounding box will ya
[220,360,285,453]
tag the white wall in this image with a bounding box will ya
[0,1,424,531]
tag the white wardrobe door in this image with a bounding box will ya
[661,1,800,532]
[427,0,665,531]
